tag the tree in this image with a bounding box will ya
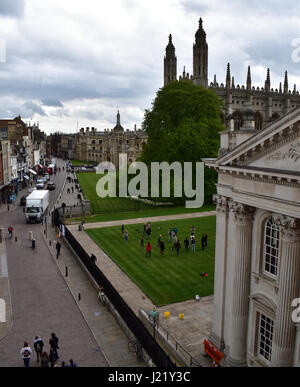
[140,81,225,204]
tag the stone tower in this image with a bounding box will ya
[193,18,208,88]
[164,34,177,86]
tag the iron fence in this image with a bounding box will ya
[52,209,176,368]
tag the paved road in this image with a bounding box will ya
[0,160,108,367]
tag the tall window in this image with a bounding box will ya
[232,111,243,131]
[263,218,280,277]
[258,314,274,364]
[254,112,263,130]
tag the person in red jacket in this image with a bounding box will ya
[146,242,152,257]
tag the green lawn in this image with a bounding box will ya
[69,204,216,223]
[77,172,154,214]
[73,172,216,222]
[71,159,96,166]
[86,216,216,306]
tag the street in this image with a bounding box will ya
[0,160,109,367]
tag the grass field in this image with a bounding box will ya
[86,216,216,306]
[74,172,216,222]
[71,159,96,166]
[77,172,154,214]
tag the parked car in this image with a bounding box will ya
[47,182,56,190]
[20,196,27,206]
[27,187,37,194]
[36,179,45,189]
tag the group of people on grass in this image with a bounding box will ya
[20,333,78,368]
[121,222,208,257]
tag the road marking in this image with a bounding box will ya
[0,254,8,278]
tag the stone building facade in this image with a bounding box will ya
[164,19,300,134]
[204,105,300,367]
[60,111,147,167]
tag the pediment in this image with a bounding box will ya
[216,107,300,175]
[248,138,300,172]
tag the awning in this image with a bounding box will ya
[29,169,37,175]
[24,175,30,180]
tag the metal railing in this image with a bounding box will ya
[140,308,202,367]
[52,209,176,368]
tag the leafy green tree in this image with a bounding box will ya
[140,81,225,204]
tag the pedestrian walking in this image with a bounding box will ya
[124,231,129,243]
[157,234,162,247]
[204,234,208,248]
[56,241,61,259]
[176,240,181,256]
[146,242,152,257]
[201,235,206,250]
[160,240,165,256]
[20,342,32,368]
[49,348,59,368]
[68,359,78,367]
[172,234,178,250]
[140,236,145,248]
[49,332,59,356]
[33,336,44,362]
[191,236,196,253]
[168,229,172,243]
[184,237,189,253]
[121,224,125,235]
[8,226,13,239]
[40,352,50,368]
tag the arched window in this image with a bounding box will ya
[232,111,243,131]
[254,112,263,130]
[263,218,280,277]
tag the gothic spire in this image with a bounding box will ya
[265,68,271,92]
[164,34,177,86]
[284,71,289,94]
[226,63,231,89]
[246,65,251,91]
[113,110,124,132]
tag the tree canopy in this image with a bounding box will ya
[140,81,225,204]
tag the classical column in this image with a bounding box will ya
[271,217,300,367]
[209,195,229,350]
[226,202,255,367]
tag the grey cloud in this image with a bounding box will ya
[23,101,47,117]
[0,0,26,18]
[42,99,64,107]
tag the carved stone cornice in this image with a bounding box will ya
[229,201,255,225]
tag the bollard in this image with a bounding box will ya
[32,239,36,250]
[65,267,68,277]
[78,293,81,301]
[49,240,51,246]
[15,236,17,243]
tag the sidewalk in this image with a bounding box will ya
[45,223,146,367]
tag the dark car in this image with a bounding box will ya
[20,196,27,206]
[47,182,56,190]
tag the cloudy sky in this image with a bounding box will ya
[0,0,300,134]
